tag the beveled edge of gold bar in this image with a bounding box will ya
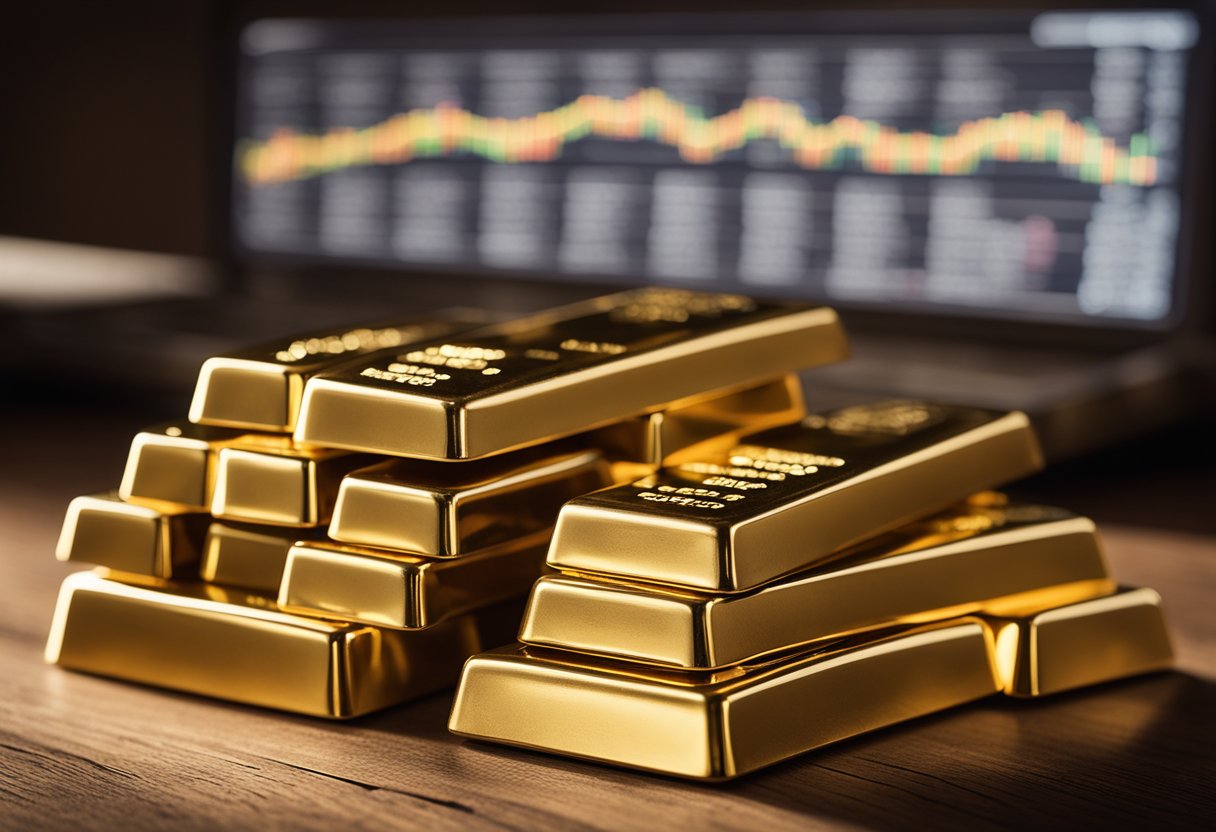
[596,374,807,482]
[46,571,517,718]
[521,507,1114,668]
[294,300,846,460]
[449,619,1000,780]
[189,312,489,432]
[328,446,609,556]
[55,491,206,578]
[452,306,845,460]
[278,530,552,628]
[189,357,300,432]
[200,522,324,593]
[986,586,1174,698]
[210,441,369,527]
[547,406,1044,591]
[118,422,251,509]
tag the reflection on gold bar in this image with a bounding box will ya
[189,313,486,432]
[119,422,250,509]
[210,438,371,527]
[200,522,324,593]
[988,587,1173,698]
[46,572,521,718]
[593,374,806,482]
[328,376,804,556]
[295,289,846,460]
[548,401,1043,591]
[523,503,1113,668]
[278,532,550,628]
[450,620,1000,780]
[330,448,608,556]
[55,492,206,578]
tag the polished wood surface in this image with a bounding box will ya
[1,402,1212,831]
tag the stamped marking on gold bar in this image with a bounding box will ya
[548,400,1044,591]
[190,312,485,432]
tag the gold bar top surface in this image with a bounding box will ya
[547,400,1044,591]
[523,502,1113,668]
[189,312,485,432]
[46,572,520,718]
[294,289,847,460]
[449,620,1000,780]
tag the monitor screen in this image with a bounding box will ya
[232,9,1201,327]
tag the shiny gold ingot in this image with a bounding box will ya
[46,572,520,718]
[278,532,550,628]
[200,522,323,593]
[523,504,1113,668]
[450,620,1000,780]
[548,401,1044,591]
[330,448,609,556]
[55,492,206,578]
[327,376,804,556]
[119,422,250,509]
[594,374,806,481]
[988,587,1174,697]
[190,313,485,432]
[295,289,846,460]
[210,438,370,527]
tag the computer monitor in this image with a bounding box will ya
[230,7,1206,330]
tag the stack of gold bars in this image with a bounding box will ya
[45,288,1173,780]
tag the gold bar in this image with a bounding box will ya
[548,401,1044,592]
[278,532,551,628]
[295,289,846,460]
[449,620,1000,780]
[593,374,806,482]
[46,571,521,718]
[200,522,325,593]
[329,447,609,556]
[189,312,486,432]
[523,503,1114,668]
[987,587,1174,698]
[55,492,207,578]
[119,422,250,509]
[327,375,804,556]
[210,437,372,527]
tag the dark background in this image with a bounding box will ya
[0,1,215,255]
[1,1,1213,534]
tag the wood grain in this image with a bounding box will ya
[1,406,1213,831]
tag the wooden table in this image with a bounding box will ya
[2,403,1213,831]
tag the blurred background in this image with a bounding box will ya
[1,0,1213,533]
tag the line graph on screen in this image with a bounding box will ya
[238,87,1159,187]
